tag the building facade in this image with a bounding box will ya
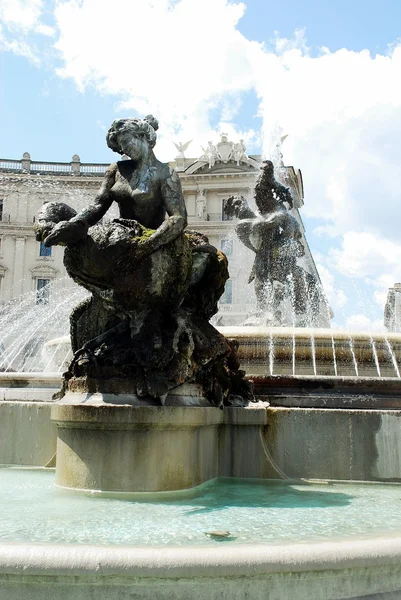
[0,134,321,330]
[384,283,401,332]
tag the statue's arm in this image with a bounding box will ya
[44,164,117,246]
[236,220,257,253]
[224,196,256,220]
[277,182,294,208]
[70,163,117,227]
[146,167,187,251]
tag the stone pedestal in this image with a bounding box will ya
[51,395,224,493]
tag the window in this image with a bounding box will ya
[222,198,233,221]
[36,278,51,305]
[0,200,3,221]
[220,279,232,304]
[39,242,51,257]
[221,239,233,256]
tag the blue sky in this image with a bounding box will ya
[1,0,401,330]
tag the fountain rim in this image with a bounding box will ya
[44,328,401,343]
[0,535,400,578]
[218,325,401,341]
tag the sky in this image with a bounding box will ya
[1,0,401,331]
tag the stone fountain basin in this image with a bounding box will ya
[44,326,401,378]
[2,371,401,482]
[2,470,401,599]
[1,537,401,599]
[2,368,401,598]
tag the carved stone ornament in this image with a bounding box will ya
[216,133,234,163]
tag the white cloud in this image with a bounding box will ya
[35,23,55,37]
[0,0,44,30]
[330,232,401,285]
[374,289,388,308]
[52,0,263,158]
[0,36,40,63]
[0,0,54,62]
[254,35,401,251]
[343,313,385,333]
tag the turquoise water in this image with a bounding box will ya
[1,468,401,547]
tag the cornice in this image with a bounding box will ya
[187,221,236,236]
[0,224,36,236]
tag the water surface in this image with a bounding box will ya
[1,468,400,547]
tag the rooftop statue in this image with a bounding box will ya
[35,116,253,407]
[224,160,327,327]
[198,134,249,169]
[173,140,192,159]
[199,141,218,169]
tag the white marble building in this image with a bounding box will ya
[384,283,401,332]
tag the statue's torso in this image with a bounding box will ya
[110,161,168,229]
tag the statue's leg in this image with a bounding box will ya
[255,275,272,313]
[292,268,308,316]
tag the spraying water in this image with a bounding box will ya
[0,279,87,372]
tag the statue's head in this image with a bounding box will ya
[260,160,274,178]
[254,160,280,215]
[106,115,159,158]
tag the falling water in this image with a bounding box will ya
[286,274,297,375]
[268,330,274,376]
[325,302,338,376]
[310,334,317,376]
[384,337,400,378]
[370,335,381,378]
[348,336,359,377]
[42,345,61,373]
[42,341,72,373]
[302,270,313,328]
[331,336,338,377]
[0,279,87,372]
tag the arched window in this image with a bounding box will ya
[36,278,51,305]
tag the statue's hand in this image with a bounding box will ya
[34,221,55,242]
[44,220,88,247]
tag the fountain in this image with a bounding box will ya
[223,160,329,328]
[2,118,401,599]
[31,115,254,493]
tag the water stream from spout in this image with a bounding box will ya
[302,270,313,328]
[331,334,338,377]
[268,329,274,376]
[325,303,338,376]
[348,336,359,377]
[384,337,400,378]
[286,274,297,376]
[310,333,317,376]
[370,335,381,378]
[292,329,296,376]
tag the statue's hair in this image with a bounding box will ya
[106,115,159,153]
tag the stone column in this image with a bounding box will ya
[13,236,26,296]
[21,152,31,173]
[71,154,81,176]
